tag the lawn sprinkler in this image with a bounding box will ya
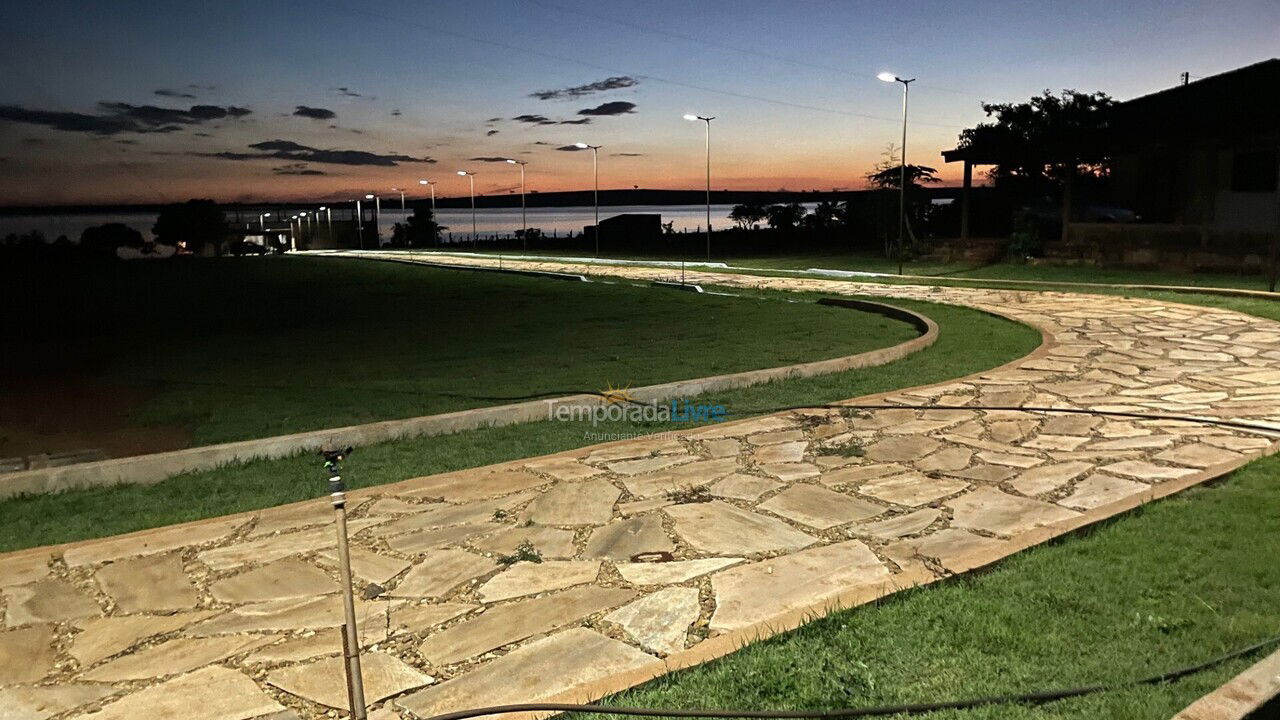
[321,446,368,720]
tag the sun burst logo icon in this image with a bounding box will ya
[599,381,636,405]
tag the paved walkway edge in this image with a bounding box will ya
[1171,647,1280,719]
[0,297,936,499]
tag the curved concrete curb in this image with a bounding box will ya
[0,297,936,499]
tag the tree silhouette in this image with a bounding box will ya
[956,89,1115,191]
[729,202,767,230]
[764,203,806,230]
[80,223,143,260]
[153,199,229,255]
[390,206,443,247]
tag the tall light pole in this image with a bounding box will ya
[320,206,331,245]
[418,180,437,248]
[506,159,528,252]
[365,194,380,246]
[354,199,364,250]
[457,171,476,250]
[258,211,271,231]
[879,72,914,276]
[392,187,406,212]
[684,114,715,261]
[574,142,602,256]
[418,179,437,214]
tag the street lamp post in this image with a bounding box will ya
[355,199,364,250]
[259,211,271,231]
[878,72,914,276]
[393,187,406,212]
[418,180,437,248]
[457,171,476,250]
[574,143,602,256]
[505,159,528,252]
[684,114,715,261]
[365,194,380,246]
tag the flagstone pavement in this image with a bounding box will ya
[3,256,1279,720]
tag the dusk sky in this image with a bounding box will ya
[0,0,1276,205]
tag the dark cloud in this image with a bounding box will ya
[293,105,337,120]
[513,113,555,125]
[469,156,513,163]
[555,144,586,151]
[486,117,503,123]
[115,139,138,145]
[334,87,362,98]
[486,129,499,136]
[511,113,590,126]
[532,141,554,145]
[197,138,435,167]
[531,76,638,100]
[155,88,197,99]
[273,162,326,175]
[0,101,250,136]
[391,109,403,116]
[578,101,636,116]
[612,152,644,157]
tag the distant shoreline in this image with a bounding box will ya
[0,187,973,216]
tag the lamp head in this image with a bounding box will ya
[506,158,516,164]
[683,114,698,121]
[877,72,898,83]
[457,170,468,176]
[365,193,374,199]
[573,142,589,149]
[318,206,326,211]
[419,179,429,185]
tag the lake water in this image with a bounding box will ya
[1,204,761,243]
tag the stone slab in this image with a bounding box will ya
[418,585,635,665]
[710,541,889,631]
[857,473,969,507]
[946,487,1079,536]
[709,474,782,501]
[665,501,816,555]
[390,550,499,599]
[758,484,882,529]
[81,634,276,681]
[209,558,336,604]
[854,508,942,539]
[268,651,434,709]
[1059,474,1149,510]
[469,525,577,559]
[398,628,654,717]
[584,516,675,560]
[1007,461,1093,496]
[477,560,601,603]
[621,458,740,498]
[525,479,620,525]
[614,557,744,585]
[317,547,411,585]
[5,579,100,626]
[0,625,56,684]
[402,468,546,502]
[70,610,218,666]
[0,684,113,720]
[605,587,700,655]
[62,519,244,567]
[93,553,197,612]
[75,665,285,720]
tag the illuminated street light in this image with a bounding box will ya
[878,71,915,275]
[574,142,602,256]
[684,114,716,261]
[418,179,437,214]
[506,159,528,252]
[457,171,477,249]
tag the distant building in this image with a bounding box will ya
[583,213,662,248]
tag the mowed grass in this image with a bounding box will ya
[6,256,918,447]
[0,297,1037,550]
[586,454,1280,720]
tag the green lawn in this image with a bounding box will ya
[0,297,1037,550]
[586,453,1280,720]
[5,256,917,450]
